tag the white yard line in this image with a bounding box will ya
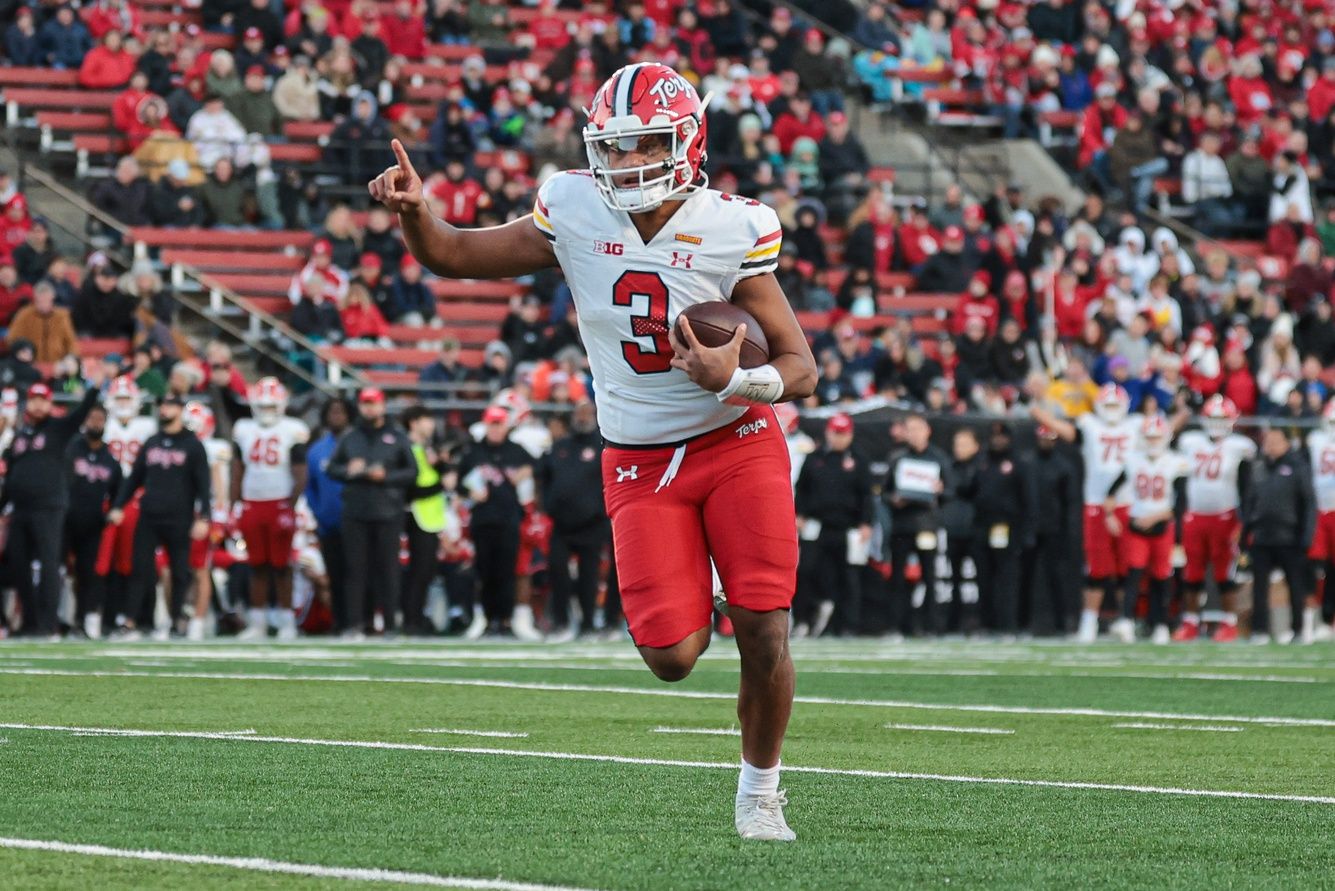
[884,723,1015,735]
[410,728,530,739]
[650,726,741,737]
[1,722,1329,806]
[3,666,1333,728]
[0,837,605,891]
[1112,723,1244,733]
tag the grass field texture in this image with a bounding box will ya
[1,638,1332,889]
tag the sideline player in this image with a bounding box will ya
[99,376,157,628]
[1174,395,1254,642]
[183,401,233,641]
[1306,401,1335,641]
[369,62,816,840]
[1103,415,1188,643]
[1032,384,1141,642]
[232,378,309,641]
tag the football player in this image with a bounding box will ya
[98,376,157,629]
[1174,395,1254,642]
[1032,384,1142,643]
[369,62,816,841]
[1306,400,1335,641]
[232,378,309,641]
[183,401,232,641]
[1104,415,1189,644]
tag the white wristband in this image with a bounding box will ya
[716,364,784,405]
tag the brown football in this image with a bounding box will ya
[673,302,770,369]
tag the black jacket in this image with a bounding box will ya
[2,388,99,511]
[942,454,981,541]
[326,420,417,522]
[458,437,532,530]
[964,447,1039,547]
[884,443,954,535]
[67,435,122,522]
[795,445,875,531]
[1031,447,1075,538]
[115,427,211,520]
[1244,449,1314,548]
[536,431,605,533]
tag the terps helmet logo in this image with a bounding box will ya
[594,241,625,255]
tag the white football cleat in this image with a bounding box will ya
[150,627,170,642]
[1275,628,1295,645]
[1313,623,1334,642]
[275,611,297,642]
[237,608,268,641]
[511,604,542,641]
[83,612,102,641]
[1075,611,1098,643]
[1150,624,1170,645]
[185,618,205,641]
[1110,618,1136,644]
[546,625,577,644]
[790,622,810,640]
[463,607,487,641]
[1250,632,1272,645]
[735,790,796,842]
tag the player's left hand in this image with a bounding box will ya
[366,464,386,482]
[668,317,745,393]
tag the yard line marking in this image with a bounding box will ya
[410,728,530,739]
[0,837,606,891]
[1112,723,1244,733]
[4,667,1335,728]
[651,726,741,737]
[884,723,1015,735]
[3,722,1333,806]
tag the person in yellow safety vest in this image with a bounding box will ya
[403,405,449,636]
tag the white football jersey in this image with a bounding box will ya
[203,437,233,517]
[105,415,156,475]
[1076,414,1142,505]
[1124,449,1189,521]
[1177,430,1255,515]
[234,417,309,501]
[534,171,782,445]
[1308,429,1335,512]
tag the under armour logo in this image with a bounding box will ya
[615,465,639,482]
[670,251,693,269]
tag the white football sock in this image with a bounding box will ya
[738,760,780,798]
[1180,612,1199,626]
[1078,609,1098,633]
[1221,612,1237,626]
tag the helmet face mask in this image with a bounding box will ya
[1142,416,1170,458]
[106,376,141,422]
[1202,394,1238,439]
[584,64,710,214]
[249,377,287,427]
[183,401,215,440]
[1094,384,1129,423]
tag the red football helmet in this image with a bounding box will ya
[1094,382,1130,422]
[1200,394,1239,439]
[1141,413,1171,457]
[183,400,215,440]
[248,376,288,427]
[584,62,711,212]
[106,375,141,422]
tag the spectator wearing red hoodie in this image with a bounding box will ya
[529,0,571,50]
[111,70,153,135]
[952,271,1001,336]
[897,203,941,270]
[340,283,389,341]
[1309,58,1335,122]
[1078,82,1127,173]
[1051,267,1088,339]
[1266,204,1316,261]
[85,0,140,41]
[0,260,32,328]
[1219,342,1258,415]
[1000,269,1036,332]
[78,29,137,89]
[771,92,825,155]
[1228,54,1274,126]
[382,0,426,60]
[287,239,350,306]
[0,195,31,264]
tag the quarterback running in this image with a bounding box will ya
[369,62,816,841]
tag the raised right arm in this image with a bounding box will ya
[369,139,558,280]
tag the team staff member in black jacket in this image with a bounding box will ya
[1026,424,1076,635]
[458,404,534,637]
[795,413,874,637]
[537,401,608,640]
[884,413,953,637]
[1244,428,1315,642]
[326,387,417,638]
[2,379,102,636]
[109,394,211,639]
[965,423,1038,635]
[65,404,121,639]
[943,428,982,634]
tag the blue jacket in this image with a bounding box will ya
[303,431,344,536]
[389,275,435,321]
[5,25,40,67]
[38,19,91,70]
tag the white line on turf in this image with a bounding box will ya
[884,724,1015,735]
[3,667,1332,728]
[2,722,1332,806]
[0,837,605,891]
[1112,723,1244,733]
[410,728,530,739]
[651,726,741,736]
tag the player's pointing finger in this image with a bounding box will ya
[391,139,416,178]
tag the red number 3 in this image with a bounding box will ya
[613,270,673,374]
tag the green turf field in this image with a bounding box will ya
[1,638,1332,890]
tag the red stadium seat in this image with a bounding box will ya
[283,121,335,142]
[435,302,511,324]
[78,338,131,358]
[130,228,316,253]
[0,67,80,88]
[163,249,304,272]
[321,345,441,367]
[136,9,202,28]
[424,44,482,62]
[269,143,323,164]
[241,296,293,317]
[429,279,526,301]
[205,273,293,296]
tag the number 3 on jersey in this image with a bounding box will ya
[248,436,282,466]
[613,270,673,374]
